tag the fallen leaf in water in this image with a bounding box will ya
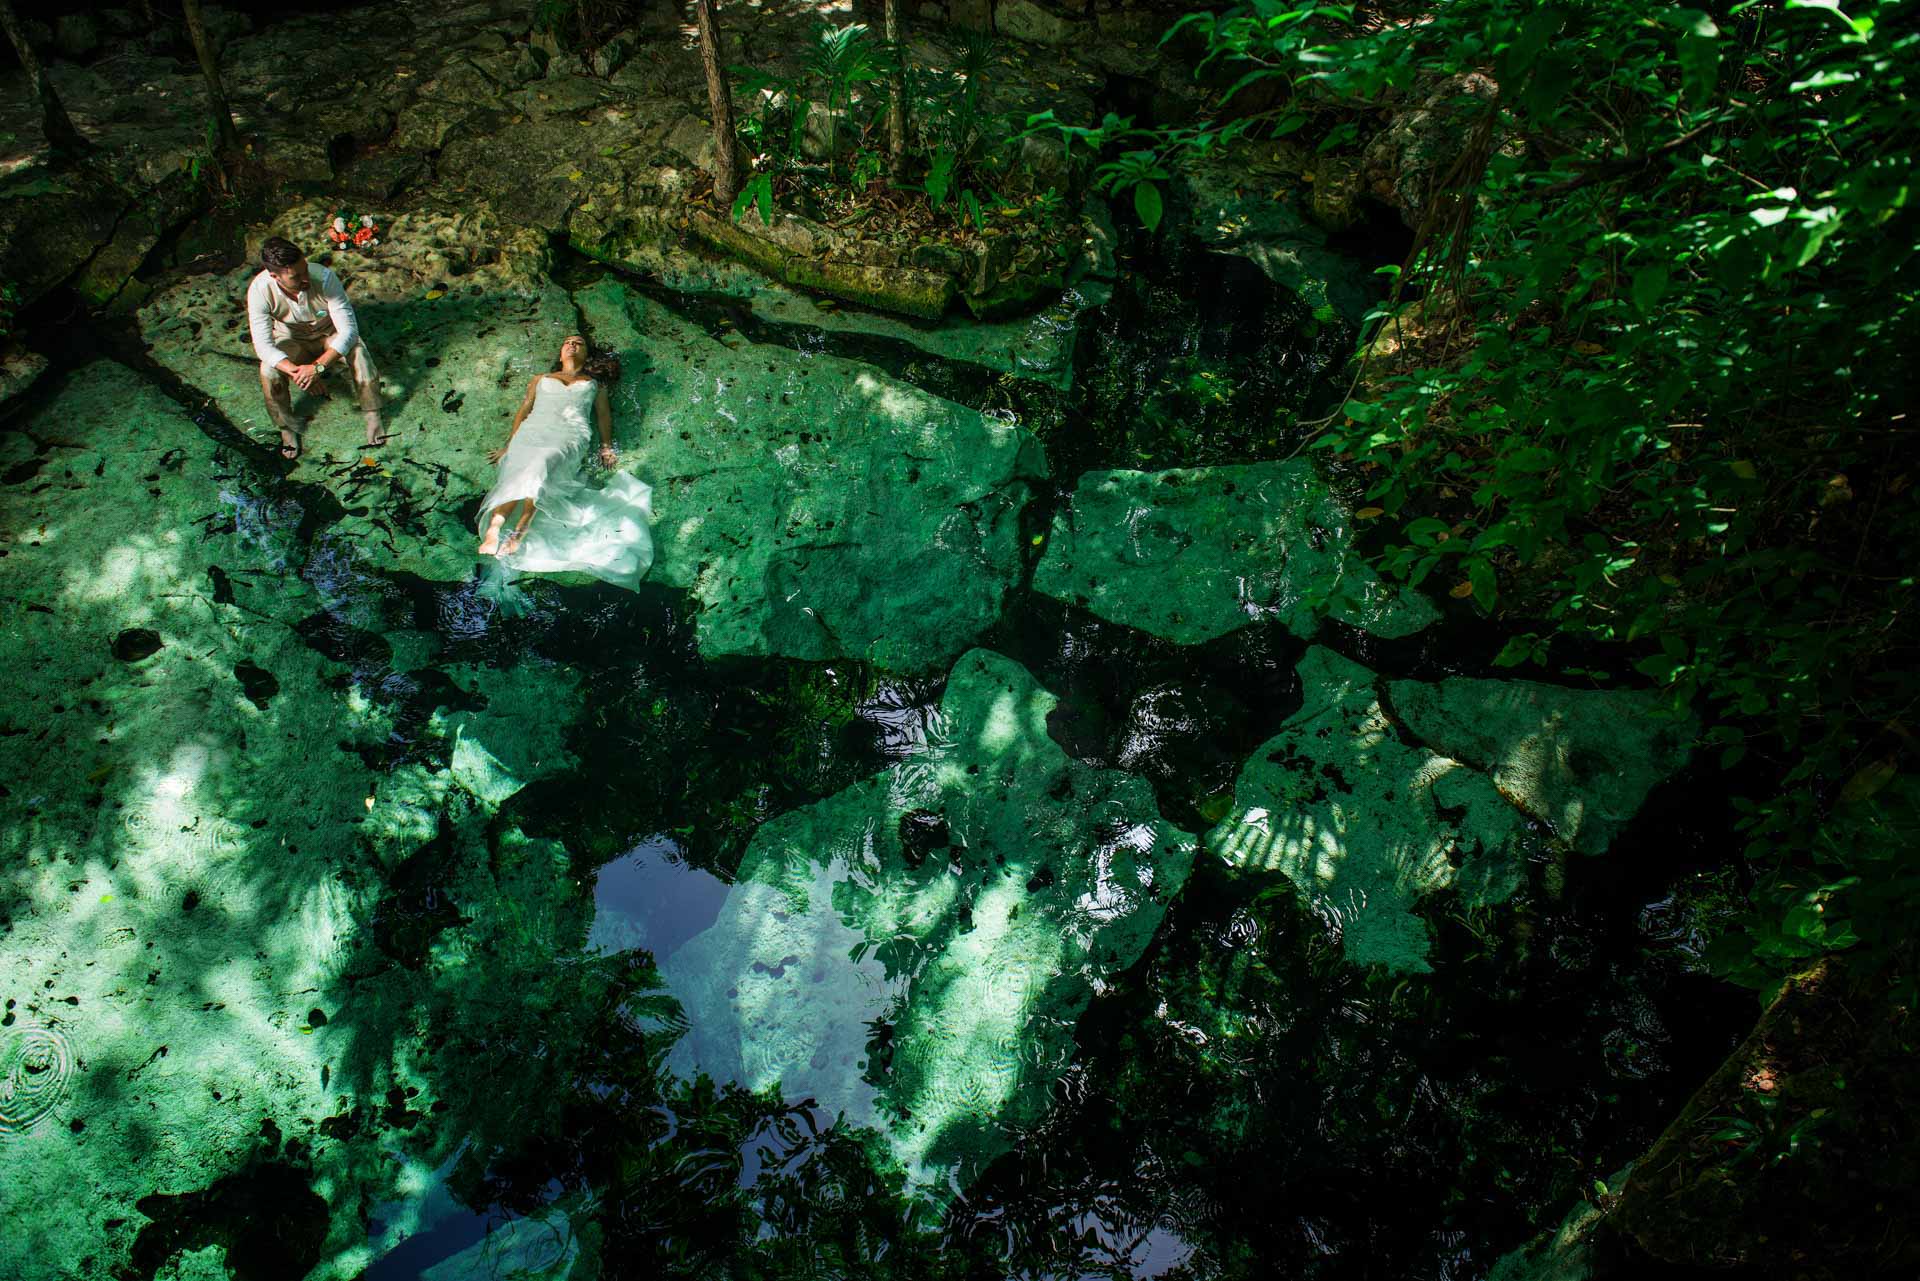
[87,763,114,785]
[359,456,378,468]
[1573,341,1605,355]
[1729,459,1758,479]
[1355,506,1385,519]
[424,289,445,300]
[1450,580,1475,598]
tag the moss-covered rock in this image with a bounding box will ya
[689,210,957,320]
[574,278,1049,669]
[1205,647,1536,972]
[1386,675,1695,855]
[747,280,1088,390]
[665,649,1197,1198]
[1033,461,1438,645]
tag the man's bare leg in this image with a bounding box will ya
[343,342,388,447]
[260,365,302,460]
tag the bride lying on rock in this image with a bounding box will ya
[476,335,653,589]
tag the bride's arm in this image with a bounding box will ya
[594,385,616,464]
[488,377,542,463]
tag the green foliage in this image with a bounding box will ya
[1092,149,1172,232]
[1707,1093,1832,1169]
[733,63,808,172]
[731,171,775,227]
[917,31,996,167]
[1017,109,1148,163]
[1019,111,1231,230]
[731,25,1043,237]
[807,22,891,172]
[1170,0,1919,984]
[923,148,956,208]
[849,149,884,188]
[0,281,17,345]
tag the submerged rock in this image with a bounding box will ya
[1207,649,1695,971]
[665,649,1197,1198]
[1386,675,1695,855]
[1206,647,1536,972]
[574,278,1049,669]
[1033,461,1437,646]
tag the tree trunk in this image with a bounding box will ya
[693,0,740,205]
[180,0,240,151]
[0,0,88,159]
[884,0,907,181]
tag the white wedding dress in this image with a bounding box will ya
[476,375,654,589]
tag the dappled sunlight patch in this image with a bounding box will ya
[1206,647,1538,973]
[665,649,1196,1204]
[1387,675,1695,856]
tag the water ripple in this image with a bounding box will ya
[0,1024,75,1137]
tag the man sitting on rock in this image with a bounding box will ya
[246,236,386,459]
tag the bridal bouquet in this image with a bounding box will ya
[326,211,382,251]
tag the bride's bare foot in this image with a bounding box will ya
[478,513,506,556]
[501,526,528,556]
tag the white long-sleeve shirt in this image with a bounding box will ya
[246,264,360,368]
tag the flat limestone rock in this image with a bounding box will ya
[136,198,577,582]
[0,362,370,1273]
[1033,462,1437,645]
[1386,676,1694,855]
[1206,647,1536,972]
[0,361,600,1280]
[665,649,1197,1198]
[574,279,1049,670]
[747,281,1090,391]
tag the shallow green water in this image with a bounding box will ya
[0,241,1747,1281]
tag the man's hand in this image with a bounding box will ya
[597,444,617,467]
[288,362,318,391]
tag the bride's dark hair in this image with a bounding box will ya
[553,337,621,385]
[584,351,622,384]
